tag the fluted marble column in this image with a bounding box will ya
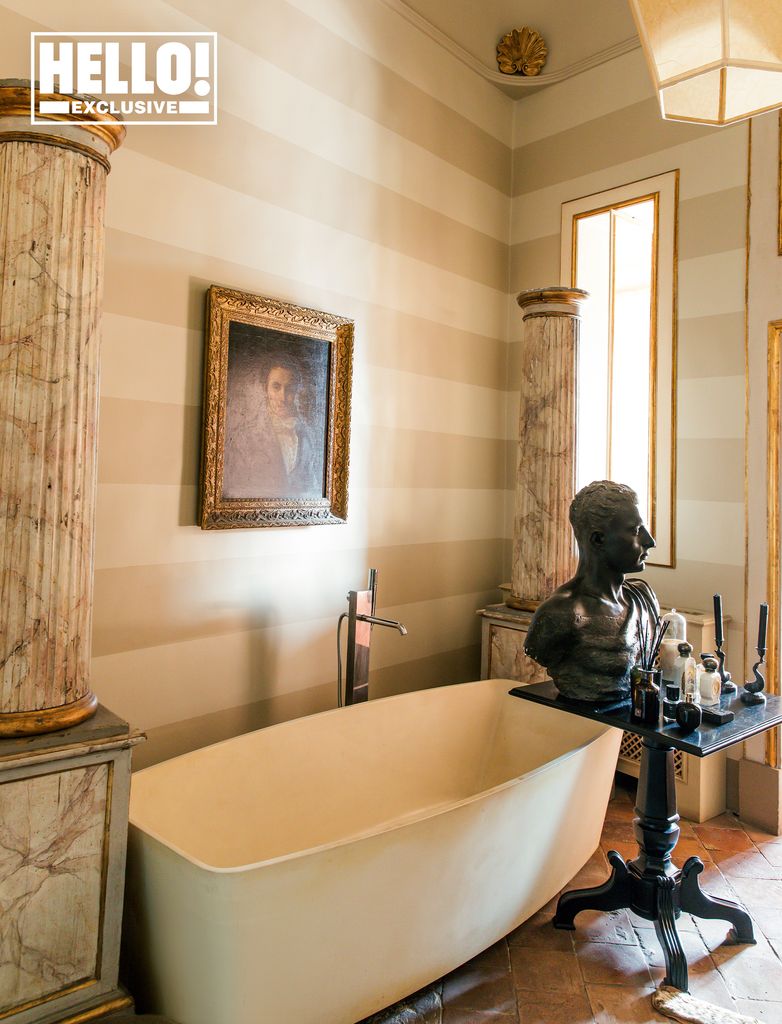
[0,81,124,735]
[508,287,587,611]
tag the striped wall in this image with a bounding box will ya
[0,0,515,767]
[0,5,756,772]
[508,49,749,690]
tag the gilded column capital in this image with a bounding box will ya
[516,286,588,319]
[0,79,125,172]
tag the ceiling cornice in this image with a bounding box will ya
[379,0,642,92]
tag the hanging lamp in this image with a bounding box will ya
[627,0,782,125]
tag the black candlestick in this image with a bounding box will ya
[712,595,736,694]
[715,640,737,695]
[742,604,768,706]
[758,603,769,651]
[713,594,724,647]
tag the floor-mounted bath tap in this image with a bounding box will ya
[337,569,407,706]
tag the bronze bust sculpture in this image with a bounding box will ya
[524,481,660,703]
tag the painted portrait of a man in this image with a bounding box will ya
[221,322,329,501]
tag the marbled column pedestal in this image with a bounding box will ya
[0,707,144,1024]
[478,603,546,684]
[0,82,124,736]
[508,287,587,611]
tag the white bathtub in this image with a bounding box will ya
[125,678,620,1024]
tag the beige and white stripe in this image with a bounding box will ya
[0,1,752,769]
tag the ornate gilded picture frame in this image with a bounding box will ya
[200,286,353,529]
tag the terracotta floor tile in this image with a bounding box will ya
[734,999,782,1023]
[672,839,713,866]
[442,1010,517,1024]
[768,937,782,959]
[694,826,756,853]
[572,910,639,945]
[703,813,747,830]
[730,879,782,910]
[635,927,713,974]
[506,913,574,952]
[713,949,782,1000]
[601,822,638,845]
[567,867,614,892]
[744,827,782,845]
[508,948,585,995]
[575,940,653,987]
[515,988,594,1024]
[712,849,782,880]
[694,914,754,952]
[758,842,782,868]
[612,781,637,803]
[586,982,664,1024]
[697,865,741,900]
[599,841,639,863]
[442,945,515,1015]
[685,968,741,1012]
[742,904,782,940]
[677,820,697,839]
[605,800,637,824]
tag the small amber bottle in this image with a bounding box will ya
[632,667,660,726]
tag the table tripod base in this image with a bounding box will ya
[553,850,631,926]
[679,857,755,944]
[553,850,755,991]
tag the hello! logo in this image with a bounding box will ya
[31,32,218,125]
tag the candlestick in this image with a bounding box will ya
[758,602,768,654]
[712,593,736,694]
[713,594,724,646]
[742,604,768,706]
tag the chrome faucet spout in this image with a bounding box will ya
[356,613,407,636]
[338,569,408,706]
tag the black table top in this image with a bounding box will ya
[508,680,782,757]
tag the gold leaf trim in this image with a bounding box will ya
[0,83,125,152]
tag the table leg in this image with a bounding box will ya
[554,850,632,929]
[678,857,756,944]
[654,875,688,990]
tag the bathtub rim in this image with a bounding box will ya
[128,679,618,875]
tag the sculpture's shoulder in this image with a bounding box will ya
[526,586,580,642]
[624,577,660,618]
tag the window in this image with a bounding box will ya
[561,171,678,568]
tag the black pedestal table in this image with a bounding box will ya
[508,680,782,992]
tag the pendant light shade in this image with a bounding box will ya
[628,0,782,125]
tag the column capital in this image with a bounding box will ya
[516,286,588,319]
[0,80,125,172]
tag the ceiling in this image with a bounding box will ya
[397,0,640,86]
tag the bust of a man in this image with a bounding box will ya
[524,480,660,703]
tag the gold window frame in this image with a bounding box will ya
[766,319,782,769]
[561,170,679,569]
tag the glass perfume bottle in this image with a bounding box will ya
[673,641,696,694]
[699,655,722,707]
[660,609,687,684]
[675,692,702,734]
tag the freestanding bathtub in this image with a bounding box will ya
[125,678,620,1024]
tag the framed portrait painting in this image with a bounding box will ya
[200,286,353,529]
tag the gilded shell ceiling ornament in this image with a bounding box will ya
[496,27,548,76]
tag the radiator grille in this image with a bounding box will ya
[619,731,685,781]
